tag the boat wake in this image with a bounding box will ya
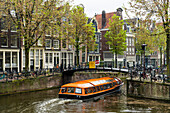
[35,98,82,113]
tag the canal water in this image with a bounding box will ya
[0,87,170,113]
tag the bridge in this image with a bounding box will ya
[62,65,129,84]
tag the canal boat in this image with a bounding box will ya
[59,77,123,101]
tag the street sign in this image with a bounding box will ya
[89,61,95,68]
[95,60,100,65]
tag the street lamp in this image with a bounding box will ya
[142,44,147,78]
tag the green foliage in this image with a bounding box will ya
[105,14,126,55]
[125,0,170,76]
[65,5,95,65]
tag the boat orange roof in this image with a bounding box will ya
[61,77,115,88]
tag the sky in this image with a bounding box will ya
[73,0,130,18]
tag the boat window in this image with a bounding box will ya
[92,87,96,93]
[103,84,107,90]
[85,88,93,94]
[106,84,111,89]
[100,85,103,90]
[117,81,120,85]
[85,89,88,94]
[106,79,112,83]
[61,87,67,93]
[109,83,112,88]
[113,82,115,86]
[75,88,82,94]
[67,87,75,93]
[96,86,100,91]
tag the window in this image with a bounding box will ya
[113,82,115,86]
[11,36,17,47]
[68,53,73,66]
[100,42,102,50]
[126,48,129,55]
[40,50,43,59]
[96,86,100,91]
[96,35,99,42]
[45,39,51,49]
[53,40,59,49]
[46,53,53,64]
[5,52,10,67]
[132,38,134,46]
[67,87,75,93]
[36,50,39,65]
[75,88,82,94]
[1,36,8,47]
[129,48,131,55]
[109,83,112,88]
[104,53,113,59]
[23,50,25,67]
[103,84,107,90]
[30,50,34,59]
[12,52,17,67]
[129,38,131,46]
[100,86,103,90]
[132,48,134,55]
[50,53,52,63]
[92,87,96,93]
[61,87,67,93]
[45,53,48,63]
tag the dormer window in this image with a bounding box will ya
[1,36,8,47]
[53,40,59,49]
[45,39,51,49]
[11,35,17,47]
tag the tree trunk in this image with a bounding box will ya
[160,47,162,68]
[166,32,170,76]
[141,52,142,67]
[115,53,117,68]
[25,48,30,72]
[76,45,79,66]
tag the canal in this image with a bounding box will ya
[0,86,170,113]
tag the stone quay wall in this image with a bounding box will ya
[127,79,170,101]
[0,74,62,95]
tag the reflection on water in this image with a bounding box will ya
[0,88,170,113]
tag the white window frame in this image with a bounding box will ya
[45,39,51,49]
[36,50,39,65]
[53,40,59,49]
[1,36,8,47]
[11,35,17,47]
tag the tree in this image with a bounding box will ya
[105,14,126,68]
[134,20,153,66]
[152,24,166,68]
[125,0,170,75]
[67,6,95,65]
[0,0,65,71]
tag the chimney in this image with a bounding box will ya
[116,8,123,20]
[102,10,106,29]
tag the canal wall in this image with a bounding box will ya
[0,74,62,95]
[126,79,170,101]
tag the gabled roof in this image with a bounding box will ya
[95,12,116,29]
